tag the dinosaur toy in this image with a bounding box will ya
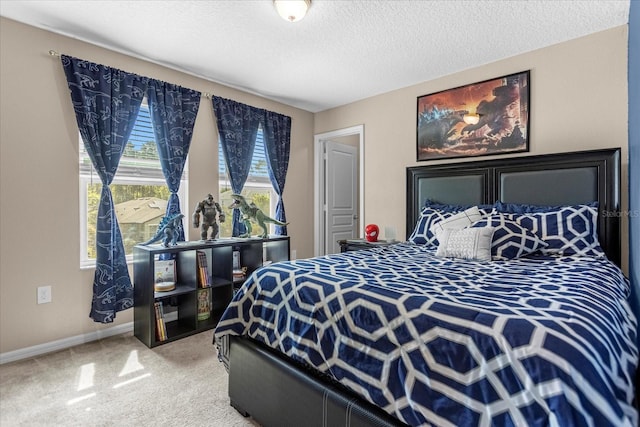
[141,213,185,247]
[228,194,288,238]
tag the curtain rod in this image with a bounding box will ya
[48,49,213,99]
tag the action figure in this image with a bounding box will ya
[228,194,288,238]
[193,194,225,240]
[142,213,184,247]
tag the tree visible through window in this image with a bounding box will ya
[218,126,275,237]
[80,103,187,266]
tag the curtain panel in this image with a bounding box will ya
[147,80,201,241]
[61,55,202,322]
[212,96,262,237]
[262,110,291,235]
[61,55,147,323]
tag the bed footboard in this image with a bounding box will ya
[228,336,406,427]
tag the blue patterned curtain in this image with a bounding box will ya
[212,96,261,236]
[628,0,639,343]
[262,110,291,235]
[147,80,201,241]
[62,55,147,323]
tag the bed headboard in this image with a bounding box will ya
[406,148,621,266]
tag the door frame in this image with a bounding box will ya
[313,125,364,256]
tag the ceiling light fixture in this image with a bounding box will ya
[463,113,481,125]
[274,0,311,23]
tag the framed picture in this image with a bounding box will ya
[416,70,530,161]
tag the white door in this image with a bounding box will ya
[325,141,358,254]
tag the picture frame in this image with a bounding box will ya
[416,70,530,161]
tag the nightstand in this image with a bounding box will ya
[338,239,395,253]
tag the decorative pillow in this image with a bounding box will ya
[494,202,604,257]
[471,215,547,260]
[424,200,495,215]
[409,202,493,247]
[429,206,485,237]
[494,200,598,214]
[408,206,457,247]
[435,227,495,261]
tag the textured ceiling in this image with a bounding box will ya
[0,0,630,112]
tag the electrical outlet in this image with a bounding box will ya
[291,249,297,260]
[37,286,52,304]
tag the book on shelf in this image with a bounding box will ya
[232,250,246,282]
[196,250,211,288]
[197,288,211,321]
[233,267,247,283]
[154,301,167,341]
[154,260,176,292]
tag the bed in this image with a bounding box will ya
[213,148,638,426]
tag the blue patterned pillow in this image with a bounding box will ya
[409,207,456,247]
[471,215,547,260]
[495,202,604,257]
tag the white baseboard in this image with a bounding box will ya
[0,322,133,365]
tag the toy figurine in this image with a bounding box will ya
[193,194,225,240]
[228,194,288,238]
[142,213,185,247]
[365,224,379,242]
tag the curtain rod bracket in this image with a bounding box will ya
[49,50,60,57]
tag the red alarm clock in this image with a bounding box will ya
[365,224,379,242]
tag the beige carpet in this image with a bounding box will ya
[0,330,260,426]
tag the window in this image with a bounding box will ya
[79,102,188,268]
[218,125,275,237]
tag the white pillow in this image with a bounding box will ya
[435,227,495,262]
[430,206,485,237]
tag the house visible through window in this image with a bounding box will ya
[218,125,275,237]
[79,102,187,267]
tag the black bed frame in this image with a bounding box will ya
[226,148,623,427]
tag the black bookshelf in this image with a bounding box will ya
[133,236,290,348]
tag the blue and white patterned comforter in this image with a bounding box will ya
[214,243,638,426]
